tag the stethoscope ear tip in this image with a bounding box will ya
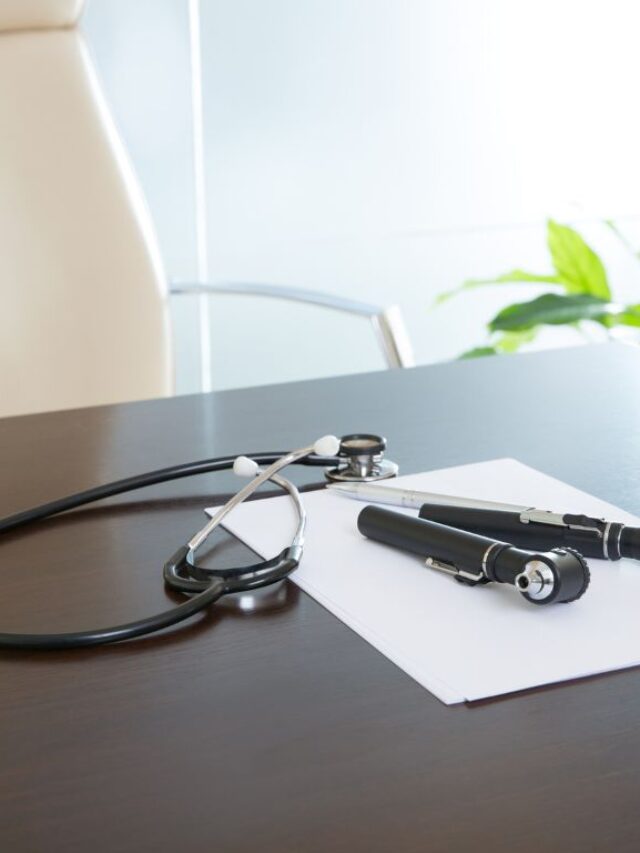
[233,456,260,478]
[314,435,341,457]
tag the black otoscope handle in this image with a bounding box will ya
[418,504,638,561]
[357,505,590,605]
[621,526,640,559]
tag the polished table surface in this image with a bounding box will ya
[2,343,640,852]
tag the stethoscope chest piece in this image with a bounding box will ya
[325,434,398,482]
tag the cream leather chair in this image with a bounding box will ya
[0,0,414,419]
[0,0,171,418]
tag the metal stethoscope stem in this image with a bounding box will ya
[186,442,319,556]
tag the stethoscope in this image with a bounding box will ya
[0,433,398,650]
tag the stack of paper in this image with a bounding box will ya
[208,459,640,704]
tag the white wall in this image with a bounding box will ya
[83,0,640,392]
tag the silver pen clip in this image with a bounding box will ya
[520,509,603,536]
[424,556,485,584]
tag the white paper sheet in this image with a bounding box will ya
[207,459,640,704]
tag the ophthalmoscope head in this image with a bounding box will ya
[491,545,590,605]
[357,505,590,606]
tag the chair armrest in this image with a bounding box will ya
[172,280,385,317]
[170,280,415,369]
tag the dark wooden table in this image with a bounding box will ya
[2,342,640,852]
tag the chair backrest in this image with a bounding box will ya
[0,0,171,418]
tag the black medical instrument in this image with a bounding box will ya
[418,502,640,562]
[357,505,590,605]
[0,433,397,651]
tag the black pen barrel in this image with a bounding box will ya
[418,504,611,559]
[620,527,640,560]
[357,505,497,573]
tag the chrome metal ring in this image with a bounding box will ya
[616,524,625,560]
[481,542,502,577]
[518,560,556,601]
[603,521,611,559]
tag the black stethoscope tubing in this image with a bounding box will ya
[0,451,337,651]
[0,452,333,535]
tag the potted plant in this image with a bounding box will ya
[436,220,640,358]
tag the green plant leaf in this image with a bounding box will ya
[547,219,611,298]
[602,303,640,328]
[489,293,609,332]
[467,270,563,286]
[458,329,538,360]
[459,345,499,359]
[433,269,562,307]
[493,329,538,352]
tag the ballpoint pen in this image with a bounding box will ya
[357,505,590,605]
[328,481,499,510]
[330,482,640,561]
[417,503,640,562]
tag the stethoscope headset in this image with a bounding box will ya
[0,434,397,650]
